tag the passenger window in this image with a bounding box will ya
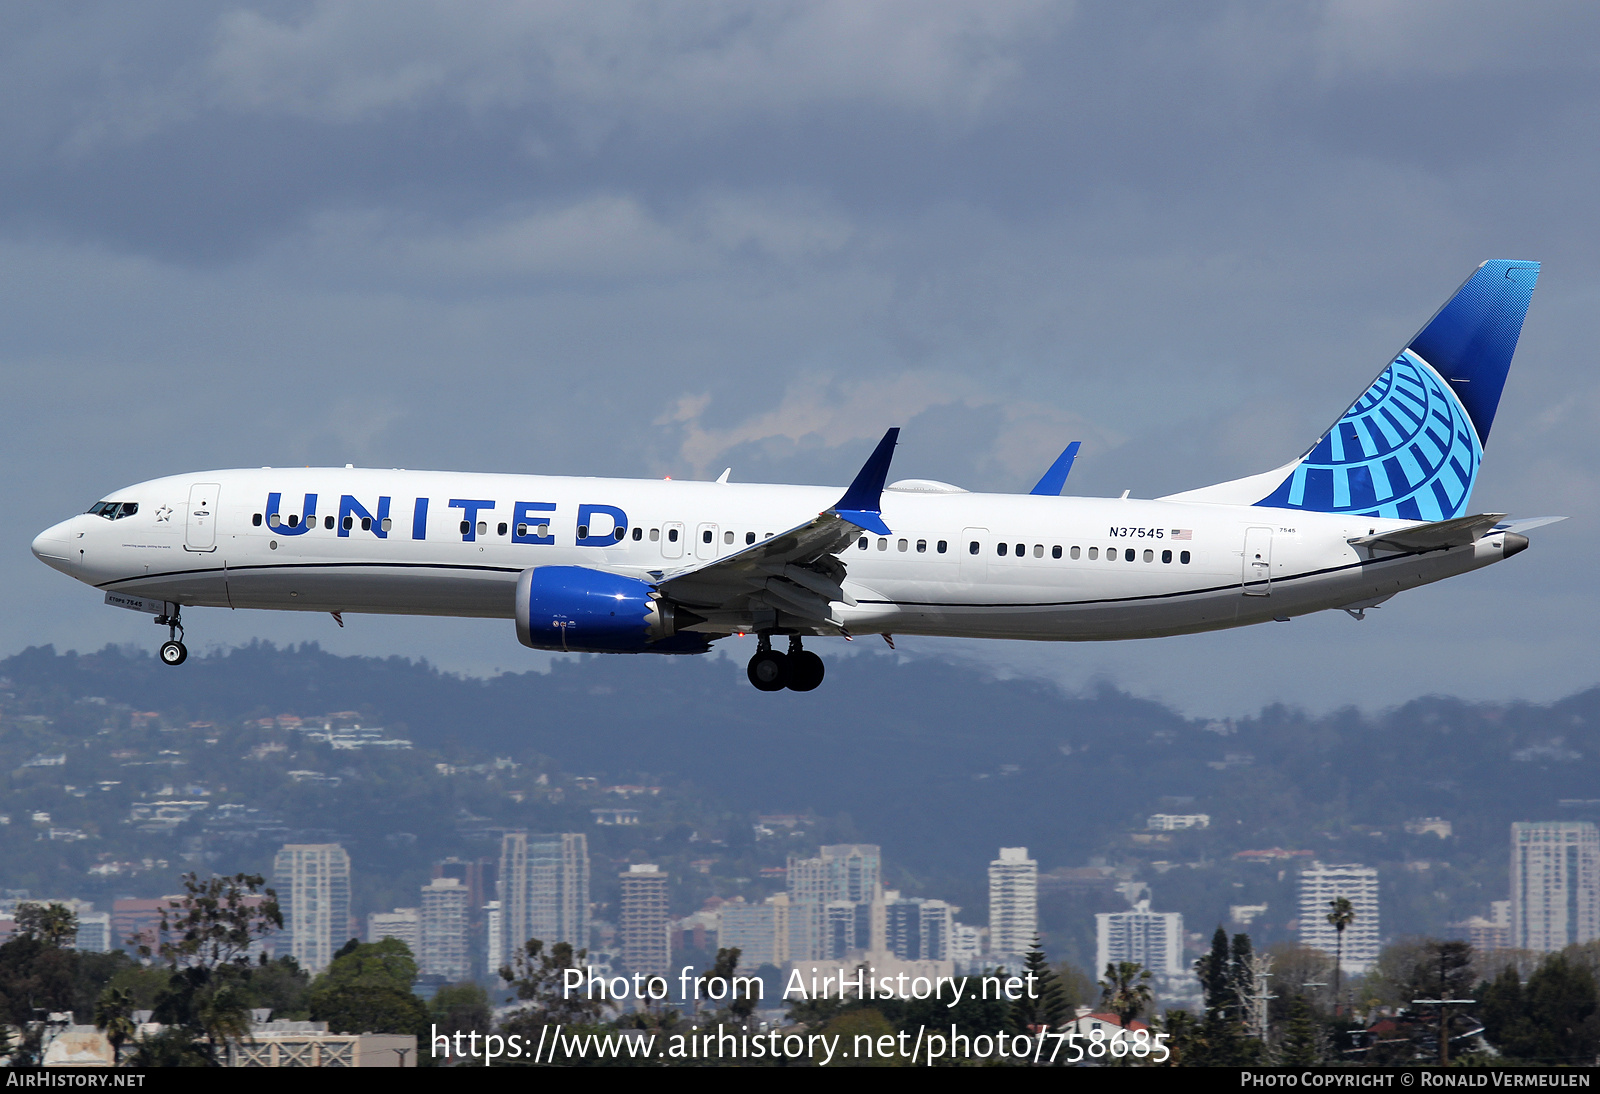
[898,539,908,552]
[649,528,660,542]
[968,541,979,555]
[517,524,528,537]
[1033,544,1043,558]
[916,539,927,553]
[859,537,868,550]
[252,514,262,527]
[345,516,356,531]
[1071,546,1080,559]
[324,516,334,530]
[382,517,394,532]
[1143,549,1153,562]
[460,520,470,535]
[878,538,888,551]
[287,514,300,528]
[1052,545,1062,559]
[765,532,774,538]
[703,529,713,544]
[724,531,734,544]
[1016,543,1024,556]
[361,517,372,531]
[578,525,590,538]
[1124,549,1134,562]
[1087,547,1097,560]
[497,522,508,536]
[1180,550,1191,564]
[614,527,625,541]
[668,528,679,542]
[996,543,1007,556]
[746,532,756,545]
[537,524,549,537]
[633,527,644,541]
[937,540,948,553]
[478,521,488,536]
[1162,549,1172,563]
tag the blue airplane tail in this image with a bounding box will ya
[1253,260,1539,522]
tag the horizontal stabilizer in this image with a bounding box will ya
[1348,512,1505,553]
[1493,515,1567,535]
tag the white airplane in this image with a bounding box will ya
[33,260,1555,692]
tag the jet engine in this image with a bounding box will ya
[514,566,710,654]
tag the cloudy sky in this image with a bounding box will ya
[5,1,1597,715]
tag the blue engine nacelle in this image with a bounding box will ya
[514,566,711,654]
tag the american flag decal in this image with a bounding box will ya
[1171,529,1192,540]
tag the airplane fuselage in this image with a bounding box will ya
[30,466,1522,644]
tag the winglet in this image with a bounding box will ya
[830,428,900,535]
[1030,441,1081,496]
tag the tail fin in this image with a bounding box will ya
[1166,261,1539,521]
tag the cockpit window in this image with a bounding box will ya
[87,501,139,520]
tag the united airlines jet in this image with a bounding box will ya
[33,261,1555,692]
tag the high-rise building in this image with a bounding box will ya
[420,878,471,982]
[719,894,790,969]
[74,911,112,953]
[367,907,420,955]
[884,894,955,961]
[988,847,1038,959]
[273,844,351,974]
[1297,862,1380,974]
[1095,900,1185,977]
[1512,821,1600,952]
[619,864,670,975]
[485,901,503,977]
[499,832,590,962]
[787,844,882,960]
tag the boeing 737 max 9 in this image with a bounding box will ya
[32,260,1557,692]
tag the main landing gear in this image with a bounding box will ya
[747,634,825,693]
[154,605,187,667]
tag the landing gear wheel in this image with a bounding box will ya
[747,650,790,691]
[787,650,824,692]
[160,640,188,667]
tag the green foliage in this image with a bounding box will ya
[1176,929,1261,1066]
[1012,942,1071,1034]
[696,947,758,1021]
[431,982,492,1037]
[308,939,429,1037]
[0,936,77,1029]
[94,986,138,1058]
[1097,960,1152,1031]
[1480,953,1600,1064]
[15,902,78,948]
[499,938,607,1028]
[126,1025,210,1068]
[146,872,282,969]
[1276,995,1323,1065]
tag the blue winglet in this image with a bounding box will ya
[830,428,899,535]
[1029,441,1081,496]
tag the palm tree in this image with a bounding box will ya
[94,986,137,1064]
[1099,961,1154,1030]
[1325,897,1355,1017]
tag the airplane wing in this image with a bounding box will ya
[1347,512,1507,553]
[657,428,899,634]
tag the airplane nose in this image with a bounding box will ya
[31,521,75,574]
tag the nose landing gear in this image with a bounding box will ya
[155,605,187,667]
[746,634,825,692]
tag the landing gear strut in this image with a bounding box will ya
[155,604,187,667]
[746,634,825,692]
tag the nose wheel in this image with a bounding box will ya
[154,605,187,667]
[746,635,825,692]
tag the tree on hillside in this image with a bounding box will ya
[1480,953,1600,1064]
[16,903,79,949]
[94,986,138,1063]
[1276,995,1324,1065]
[1012,941,1070,1034]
